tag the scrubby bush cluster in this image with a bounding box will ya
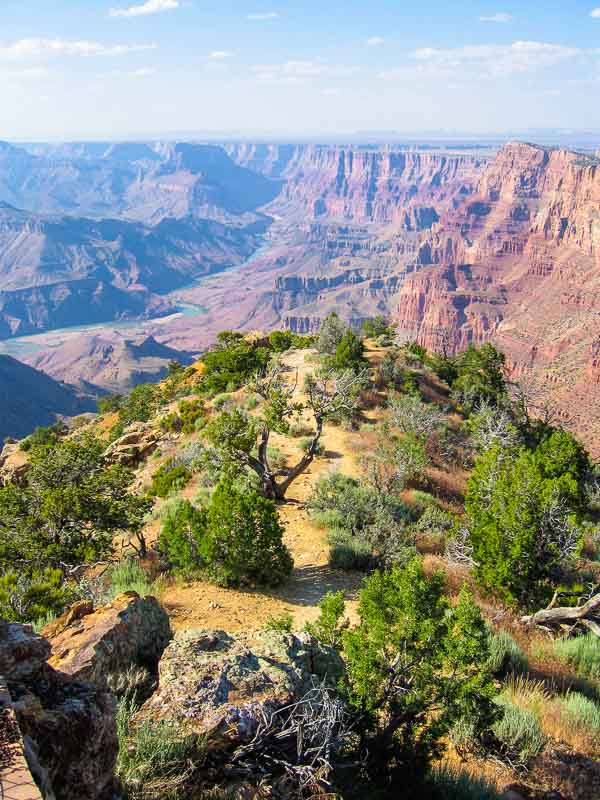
[0,431,151,621]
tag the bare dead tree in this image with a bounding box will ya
[509,372,575,431]
[445,525,476,566]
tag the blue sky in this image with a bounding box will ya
[1,0,600,139]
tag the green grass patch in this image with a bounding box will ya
[493,696,547,763]
[487,630,528,676]
[426,766,501,800]
[107,560,159,599]
[553,634,600,679]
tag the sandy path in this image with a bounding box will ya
[159,349,381,633]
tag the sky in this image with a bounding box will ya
[1,0,600,139]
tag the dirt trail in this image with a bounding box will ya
[160,349,381,633]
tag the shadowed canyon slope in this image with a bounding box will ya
[24,333,195,394]
[0,354,95,441]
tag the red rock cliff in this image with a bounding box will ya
[392,142,600,451]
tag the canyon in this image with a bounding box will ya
[0,139,599,450]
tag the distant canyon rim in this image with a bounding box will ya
[0,138,599,451]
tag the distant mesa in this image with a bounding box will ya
[24,333,197,395]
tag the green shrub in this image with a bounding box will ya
[450,716,483,758]
[492,697,546,764]
[332,330,368,373]
[552,634,600,679]
[150,461,191,498]
[329,529,373,570]
[158,499,206,573]
[388,394,444,440]
[200,335,269,395]
[309,472,414,569]
[343,562,499,785]
[393,433,429,485]
[466,440,585,606]
[487,630,528,675]
[110,383,158,439]
[561,691,600,731]
[178,398,204,433]
[451,344,508,412]
[361,316,394,339]
[171,443,204,474]
[97,394,123,414]
[311,509,346,530]
[305,590,347,647]
[212,393,232,410]
[309,472,409,533]
[20,422,66,453]
[264,612,294,633]
[268,330,294,352]
[194,415,207,432]
[160,411,182,433]
[415,504,456,534]
[317,312,348,355]
[0,432,151,574]
[201,482,293,587]
[0,568,74,624]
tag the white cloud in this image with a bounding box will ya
[110,0,179,18]
[405,41,595,77]
[480,13,513,23]
[247,12,279,20]
[103,66,157,77]
[366,36,385,46]
[251,60,359,84]
[0,38,156,59]
[591,8,600,17]
[322,87,341,96]
[208,51,233,60]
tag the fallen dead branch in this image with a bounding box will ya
[225,679,351,798]
[521,586,600,638]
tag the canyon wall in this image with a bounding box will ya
[227,143,486,225]
[389,142,600,447]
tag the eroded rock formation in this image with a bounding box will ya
[0,619,118,800]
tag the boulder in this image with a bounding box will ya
[138,628,344,754]
[103,422,160,466]
[0,441,31,487]
[0,619,51,681]
[0,619,118,800]
[43,592,172,687]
